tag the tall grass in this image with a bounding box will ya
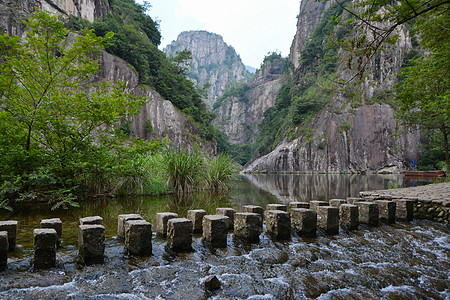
[205,154,238,192]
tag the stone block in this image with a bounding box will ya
[124,219,152,256]
[309,201,328,211]
[167,218,192,252]
[0,221,18,251]
[329,199,346,208]
[395,199,414,221]
[288,202,310,211]
[317,206,339,235]
[187,209,206,233]
[216,208,236,229]
[265,210,290,240]
[347,197,364,205]
[34,228,57,269]
[242,205,264,217]
[290,208,317,238]
[339,204,359,230]
[78,224,105,265]
[40,218,62,247]
[356,202,379,226]
[156,212,178,237]
[376,200,396,223]
[266,204,288,212]
[203,215,229,248]
[234,212,263,242]
[0,231,8,271]
[117,214,143,240]
[79,216,103,225]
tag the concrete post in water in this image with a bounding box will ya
[339,204,359,230]
[216,208,235,230]
[0,231,8,270]
[80,216,103,225]
[242,205,264,217]
[355,202,379,226]
[187,209,206,233]
[317,206,339,235]
[376,200,396,223]
[266,204,288,212]
[234,212,263,242]
[0,221,17,252]
[329,199,346,208]
[33,228,57,269]
[309,201,328,211]
[290,208,317,238]
[202,215,229,248]
[347,197,364,205]
[40,218,62,247]
[265,210,291,240]
[124,219,152,256]
[166,218,192,252]
[78,224,105,265]
[288,202,310,212]
[156,212,178,237]
[395,199,414,221]
[118,214,143,240]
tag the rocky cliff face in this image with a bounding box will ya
[164,31,253,109]
[244,0,420,173]
[213,58,285,144]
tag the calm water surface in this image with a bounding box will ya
[0,174,448,299]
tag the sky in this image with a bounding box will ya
[141,0,301,68]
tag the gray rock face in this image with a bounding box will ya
[164,31,253,109]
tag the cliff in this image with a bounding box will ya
[164,31,253,109]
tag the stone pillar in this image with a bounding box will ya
[339,204,359,230]
[187,209,206,233]
[156,212,178,237]
[356,202,379,226]
[34,228,57,269]
[78,224,105,265]
[309,201,328,211]
[80,216,103,225]
[0,221,17,251]
[216,208,236,230]
[347,197,364,205]
[329,199,346,208]
[0,231,8,271]
[376,200,396,223]
[242,205,264,217]
[265,210,290,240]
[166,218,192,252]
[288,202,310,211]
[234,212,262,242]
[266,204,287,212]
[290,208,317,238]
[395,199,414,221]
[317,206,339,235]
[124,219,152,256]
[40,218,62,247]
[202,215,229,247]
[117,214,143,240]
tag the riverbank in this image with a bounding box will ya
[360,182,450,223]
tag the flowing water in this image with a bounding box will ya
[0,174,448,299]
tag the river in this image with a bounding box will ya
[0,174,448,299]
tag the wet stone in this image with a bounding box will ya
[34,228,57,269]
[266,203,288,212]
[0,231,8,270]
[124,219,152,256]
[265,210,291,240]
[242,205,264,217]
[187,209,206,233]
[375,200,396,224]
[395,199,414,221]
[203,215,228,248]
[340,204,359,230]
[167,218,192,252]
[79,216,103,225]
[117,214,143,240]
[204,275,221,291]
[329,199,346,208]
[347,197,364,205]
[40,218,62,247]
[216,208,236,230]
[290,208,317,238]
[309,201,328,211]
[0,221,17,251]
[317,206,339,235]
[156,212,178,237]
[78,224,105,265]
[356,202,379,226]
[234,212,263,242]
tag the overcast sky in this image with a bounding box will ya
[142,0,300,68]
